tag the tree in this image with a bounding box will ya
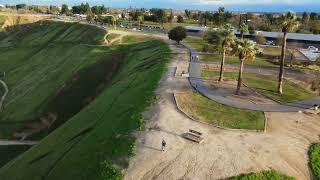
[91,5,106,15]
[49,5,60,14]
[16,4,26,10]
[255,33,266,45]
[277,12,298,94]
[137,15,143,29]
[275,35,284,46]
[150,8,167,26]
[111,15,117,28]
[185,9,191,19]
[177,15,184,23]
[61,4,69,14]
[168,26,187,44]
[239,23,249,40]
[310,12,318,21]
[311,20,320,34]
[72,3,90,14]
[302,12,310,24]
[168,10,174,23]
[204,28,235,82]
[235,39,256,95]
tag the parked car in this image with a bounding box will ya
[265,41,275,46]
[307,46,319,52]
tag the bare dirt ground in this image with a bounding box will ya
[124,41,320,180]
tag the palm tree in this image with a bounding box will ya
[111,15,117,29]
[277,12,298,94]
[235,39,256,95]
[239,23,249,40]
[137,15,143,30]
[204,27,235,82]
[219,32,235,82]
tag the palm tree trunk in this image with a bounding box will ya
[236,59,244,95]
[0,80,8,112]
[278,31,288,94]
[241,32,244,40]
[219,48,226,82]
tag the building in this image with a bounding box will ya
[185,26,320,45]
[242,31,320,44]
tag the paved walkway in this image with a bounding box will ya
[184,43,320,112]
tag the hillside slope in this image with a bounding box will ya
[0,21,107,138]
[0,14,51,29]
[0,21,171,179]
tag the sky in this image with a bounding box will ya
[1,0,320,12]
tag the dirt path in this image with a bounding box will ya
[0,80,8,112]
[0,140,37,146]
[124,41,320,180]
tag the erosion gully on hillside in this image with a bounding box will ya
[16,51,126,140]
[0,20,107,140]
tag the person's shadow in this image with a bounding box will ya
[143,145,162,152]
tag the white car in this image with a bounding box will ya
[307,46,319,52]
[265,41,275,46]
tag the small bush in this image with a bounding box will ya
[228,170,295,180]
[101,161,123,180]
[309,144,320,179]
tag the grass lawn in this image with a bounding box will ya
[309,143,320,179]
[259,46,282,57]
[0,28,171,180]
[175,92,265,130]
[183,36,207,52]
[228,170,295,180]
[122,35,155,44]
[0,15,6,26]
[200,54,277,68]
[201,70,315,103]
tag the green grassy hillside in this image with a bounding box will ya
[0,21,108,138]
[0,21,171,179]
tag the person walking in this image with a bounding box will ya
[161,139,166,152]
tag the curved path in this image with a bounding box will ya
[184,43,320,112]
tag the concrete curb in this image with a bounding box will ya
[263,112,268,133]
[173,93,265,133]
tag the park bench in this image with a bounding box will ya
[182,129,203,143]
[189,129,202,136]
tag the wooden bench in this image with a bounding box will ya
[189,129,202,136]
[183,133,203,143]
[182,129,204,143]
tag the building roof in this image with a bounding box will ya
[185,26,208,31]
[186,25,320,42]
[240,31,320,42]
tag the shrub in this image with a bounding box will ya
[101,161,123,180]
[177,15,184,23]
[228,170,295,180]
[256,33,266,45]
[309,143,320,178]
